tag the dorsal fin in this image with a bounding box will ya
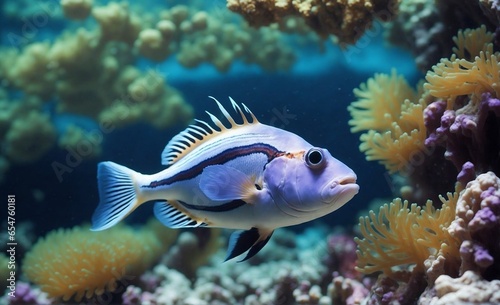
[161,96,260,166]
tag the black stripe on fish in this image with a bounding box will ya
[178,199,247,212]
[145,143,284,188]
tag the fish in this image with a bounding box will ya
[91,97,359,261]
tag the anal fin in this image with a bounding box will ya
[225,228,274,262]
[154,201,206,228]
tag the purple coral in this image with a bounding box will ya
[424,93,500,181]
[8,282,37,305]
[7,282,52,305]
[323,234,359,280]
[451,172,500,280]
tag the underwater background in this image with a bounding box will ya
[1,0,500,304]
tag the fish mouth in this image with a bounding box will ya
[337,175,357,186]
[330,175,358,188]
[321,175,359,204]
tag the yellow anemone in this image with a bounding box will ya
[23,220,177,302]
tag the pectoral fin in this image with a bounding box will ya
[225,228,274,262]
[200,165,258,203]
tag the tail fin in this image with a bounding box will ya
[91,162,143,231]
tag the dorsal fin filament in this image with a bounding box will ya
[161,97,260,166]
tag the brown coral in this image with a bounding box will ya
[226,0,399,45]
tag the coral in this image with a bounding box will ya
[479,0,500,27]
[429,271,500,304]
[350,26,500,203]
[0,96,57,165]
[226,0,399,45]
[385,0,497,71]
[424,25,497,101]
[61,0,93,20]
[424,26,500,178]
[57,125,102,159]
[347,69,455,203]
[328,275,370,305]
[22,219,177,302]
[348,70,419,133]
[425,51,499,100]
[0,2,194,169]
[448,171,500,279]
[452,25,494,60]
[7,282,37,305]
[384,0,449,71]
[355,172,500,304]
[92,2,142,45]
[324,234,360,280]
[355,190,460,279]
[4,111,56,163]
[120,228,364,305]
[348,70,425,175]
[425,93,500,177]
[0,0,310,169]
[162,228,221,278]
[4,281,54,305]
[157,5,296,72]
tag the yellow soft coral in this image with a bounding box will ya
[348,70,418,133]
[355,191,460,278]
[23,220,177,302]
[452,25,493,60]
[425,26,499,101]
[348,70,426,174]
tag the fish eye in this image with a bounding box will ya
[305,148,325,169]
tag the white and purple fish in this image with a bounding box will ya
[91,97,359,261]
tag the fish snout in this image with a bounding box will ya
[320,174,359,204]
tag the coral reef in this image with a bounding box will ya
[226,0,399,45]
[22,219,177,302]
[161,228,221,278]
[3,281,53,305]
[385,0,498,71]
[119,228,365,305]
[354,172,500,304]
[355,190,460,282]
[448,171,500,279]
[0,2,194,170]
[427,271,500,304]
[349,26,500,202]
[424,25,500,180]
[351,25,500,305]
[0,0,303,178]
[61,0,93,20]
[348,69,454,202]
[348,70,425,175]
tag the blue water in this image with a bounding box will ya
[1,0,421,236]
